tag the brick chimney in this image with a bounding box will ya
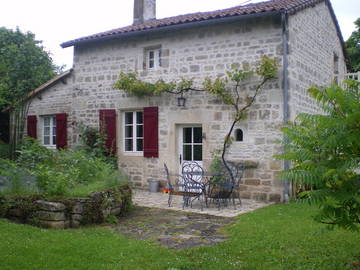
[133,0,156,25]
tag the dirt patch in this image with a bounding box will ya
[105,206,235,249]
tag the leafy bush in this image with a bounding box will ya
[277,80,360,231]
[0,142,9,159]
[77,122,117,168]
[0,159,38,196]
[0,140,127,198]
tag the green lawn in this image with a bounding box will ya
[1,203,359,270]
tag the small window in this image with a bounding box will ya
[42,116,56,148]
[146,47,161,69]
[124,111,143,152]
[235,129,244,142]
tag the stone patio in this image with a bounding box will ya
[105,190,274,249]
[133,189,272,217]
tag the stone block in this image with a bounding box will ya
[269,193,281,202]
[238,185,247,191]
[72,214,83,221]
[39,220,66,229]
[269,160,282,170]
[111,208,122,216]
[72,203,84,214]
[36,211,66,221]
[71,220,81,228]
[254,138,265,145]
[241,192,251,199]
[8,208,23,217]
[244,169,254,178]
[214,112,222,121]
[36,200,66,212]
[262,180,272,186]
[252,192,267,201]
[244,179,260,186]
[190,65,200,72]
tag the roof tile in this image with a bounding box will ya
[61,0,324,47]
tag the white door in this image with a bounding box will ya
[178,126,203,173]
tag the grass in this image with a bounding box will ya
[1,203,359,270]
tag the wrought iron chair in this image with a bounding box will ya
[164,163,203,209]
[206,162,245,210]
[181,161,205,210]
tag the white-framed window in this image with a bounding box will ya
[146,47,161,69]
[123,111,143,152]
[42,115,56,148]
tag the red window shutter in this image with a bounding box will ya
[143,107,158,158]
[56,113,67,149]
[99,109,117,155]
[27,115,37,139]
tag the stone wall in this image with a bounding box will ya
[287,1,347,119]
[0,186,132,229]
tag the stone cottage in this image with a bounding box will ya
[22,0,347,202]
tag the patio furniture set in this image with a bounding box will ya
[164,162,245,210]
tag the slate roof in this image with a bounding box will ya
[61,0,329,48]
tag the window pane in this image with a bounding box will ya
[136,125,143,138]
[183,145,192,161]
[193,127,202,143]
[52,126,56,136]
[136,139,143,151]
[149,59,154,68]
[44,136,50,145]
[44,127,50,136]
[136,112,143,124]
[52,136,57,145]
[125,139,133,151]
[183,128,192,143]
[193,145,202,161]
[125,112,133,124]
[149,51,154,59]
[158,50,162,67]
[125,126,133,138]
[52,117,56,126]
[44,117,50,126]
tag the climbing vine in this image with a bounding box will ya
[114,56,278,183]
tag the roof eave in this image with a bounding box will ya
[61,10,282,48]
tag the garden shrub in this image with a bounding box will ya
[0,141,9,159]
[0,139,128,198]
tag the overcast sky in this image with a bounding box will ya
[1,0,359,69]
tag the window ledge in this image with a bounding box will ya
[122,152,143,157]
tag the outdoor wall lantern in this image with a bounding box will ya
[177,93,186,107]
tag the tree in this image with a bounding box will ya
[0,27,59,109]
[346,18,360,72]
[114,56,278,185]
[0,27,60,157]
[277,81,360,230]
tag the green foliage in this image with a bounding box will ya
[0,142,9,159]
[0,159,38,196]
[345,18,360,72]
[77,123,117,167]
[277,81,360,230]
[105,214,118,224]
[0,140,128,198]
[0,27,60,109]
[114,72,194,96]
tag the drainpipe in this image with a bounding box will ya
[281,12,290,203]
